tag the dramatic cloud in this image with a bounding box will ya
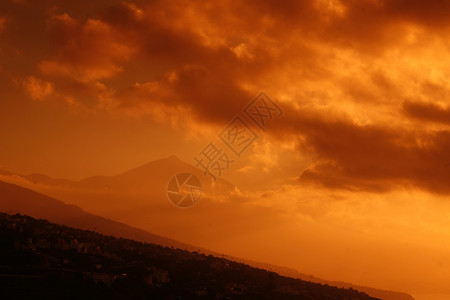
[22,76,54,101]
[403,101,450,126]
[3,0,450,195]
[293,116,450,193]
[40,13,135,81]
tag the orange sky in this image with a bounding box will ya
[1,0,450,299]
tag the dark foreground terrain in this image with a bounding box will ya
[0,212,379,300]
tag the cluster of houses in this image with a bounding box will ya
[1,213,170,288]
[1,213,374,300]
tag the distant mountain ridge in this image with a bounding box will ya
[0,180,414,300]
[0,180,192,249]
[0,155,234,195]
[0,155,237,228]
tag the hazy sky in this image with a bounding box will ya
[1,0,450,298]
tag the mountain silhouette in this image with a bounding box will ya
[0,180,195,249]
[2,155,234,194]
[0,155,235,215]
[0,155,238,231]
